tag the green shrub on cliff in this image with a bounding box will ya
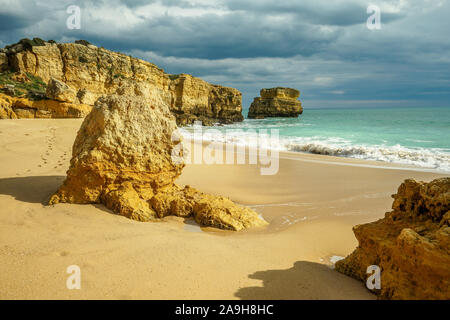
[169,74,180,80]
[79,56,89,63]
[0,71,47,100]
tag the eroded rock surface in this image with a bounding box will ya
[0,93,91,119]
[0,53,8,72]
[2,39,244,125]
[46,78,77,103]
[336,178,450,299]
[49,93,267,231]
[248,87,303,119]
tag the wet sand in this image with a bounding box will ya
[0,119,446,299]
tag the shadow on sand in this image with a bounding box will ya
[0,175,65,205]
[235,261,373,300]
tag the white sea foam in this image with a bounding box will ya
[283,138,450,172]
[180,128,450,173]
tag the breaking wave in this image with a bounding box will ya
[180,126,450,172]
[283,138,450,172]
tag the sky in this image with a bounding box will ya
[1,0,450,110]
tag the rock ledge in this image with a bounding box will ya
[336,177,450,299]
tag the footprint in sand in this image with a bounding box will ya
[53,251,70,257]
[36,127,65,172]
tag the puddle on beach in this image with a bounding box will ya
[320,255,346,269]
[249,202,319,232]
[179,202,316,235]
[183,219,203,233]
[178,197,376,234]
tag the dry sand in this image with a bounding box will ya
[0,119,446,299]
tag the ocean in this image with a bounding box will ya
[200,106,450,173]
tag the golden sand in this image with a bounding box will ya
[0,119,446,299]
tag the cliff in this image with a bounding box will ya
[336,178,450,299]
[248,87,303,119]
[0,38,244,125]
[49,91,267,231]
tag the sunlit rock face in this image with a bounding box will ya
[49,93,267,231]
[3,40,244,125]
[0,93,91,119]
[336,177,450,300]
[248,87,303,119]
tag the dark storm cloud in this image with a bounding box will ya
[0,0,413,60]
[80,11,341,59]
[0,13,34,30]
[225,0,403,26]
[0,0,449,108]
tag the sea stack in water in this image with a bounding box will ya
[48,90,267,231]
[336,178,450,299]
[248,87,302,119]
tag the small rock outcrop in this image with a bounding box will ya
[1,39,245,125]
[46,78,77,103]
[248,87,303,119]
[0,93,91,119]
[336,178,450,299]
[49,92,267,231]
[0,71,91,119]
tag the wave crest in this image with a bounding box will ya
[285,140,450,172]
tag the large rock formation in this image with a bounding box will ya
[1,39,244,125]
[336,178,450,299]
[248,87,303,119]
[170,74,243,126]
[48,91,267,231]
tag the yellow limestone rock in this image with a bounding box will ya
[0,93,91,119]
[4,40,244,125]
[248,87,303,119]
[46,78,77,103]
[0,52,8,71]
[49,94,267,231]
[336,177,450,299]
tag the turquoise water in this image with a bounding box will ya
[211,106,450,172]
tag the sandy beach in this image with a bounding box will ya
[0,119,446,300]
